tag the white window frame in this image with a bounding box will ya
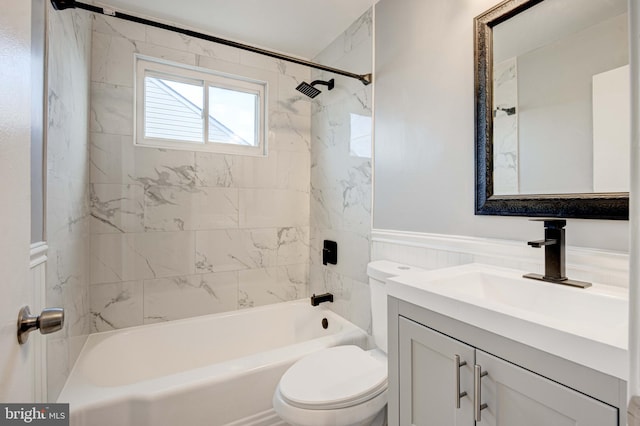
[135,54,267,156]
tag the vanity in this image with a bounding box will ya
[385,264,628,425]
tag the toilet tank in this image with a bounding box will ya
[367,261,418,353]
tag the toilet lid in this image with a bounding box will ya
[278,345,388,410]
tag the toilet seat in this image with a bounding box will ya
[278,345,387,410]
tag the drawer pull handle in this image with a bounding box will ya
[474,364,488,421]
[454,354,467,409]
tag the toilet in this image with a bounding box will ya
[273,261,413,426]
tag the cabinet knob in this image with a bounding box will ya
[474,364,489,421]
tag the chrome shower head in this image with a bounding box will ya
[295,79,335,98]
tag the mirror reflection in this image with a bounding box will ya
[491,0,629,196]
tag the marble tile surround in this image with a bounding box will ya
[309,9,373,333]
[45,5,92,401]
[493,57,519,195]
[88,14,312,331]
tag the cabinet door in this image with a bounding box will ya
[398,317,475,426]
[476,350,618,426]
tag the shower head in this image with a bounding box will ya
[295,79,335,98]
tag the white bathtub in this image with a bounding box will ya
[58,299,369,426]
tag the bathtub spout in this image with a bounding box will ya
[311,293,334,306]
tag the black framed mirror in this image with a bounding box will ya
[474,0,629,220]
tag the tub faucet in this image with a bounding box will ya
[311,293,334,306]
[523,219,591,288]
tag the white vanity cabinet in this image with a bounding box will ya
[475,350,616,426]
[389,299,626,426]
[398,316,475,425]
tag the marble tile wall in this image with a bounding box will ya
[45,4,92,400]
[309,9,374,332]
[88,15,312,331]
[493,57,519,195]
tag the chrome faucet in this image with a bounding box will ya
[523,219,592,288]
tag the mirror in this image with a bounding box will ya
[474,0,629,219]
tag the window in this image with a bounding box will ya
[135,55,266,155]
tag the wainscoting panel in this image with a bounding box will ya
[372,229,629,288]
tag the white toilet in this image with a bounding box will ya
[273,261,413,426]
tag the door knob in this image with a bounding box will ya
[17,306,64,344]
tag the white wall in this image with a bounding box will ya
[88,14,311,331]
[45,3,93,400]
[310,9,373,332]
[0,0,34,403]
[373,0,629,252]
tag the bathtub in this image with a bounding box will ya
[58,299,369,426]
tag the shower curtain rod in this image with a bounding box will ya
[50,0,372,86]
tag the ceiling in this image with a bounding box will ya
[95,0,377,59]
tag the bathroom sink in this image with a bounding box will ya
[387,263,628,379]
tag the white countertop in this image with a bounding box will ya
[386,263,628,380]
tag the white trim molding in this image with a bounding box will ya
[30,241,48,268]
[371,229,629,288]
[29,241,48,403]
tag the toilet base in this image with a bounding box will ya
[272,387,387,426]
[369,406,387,426]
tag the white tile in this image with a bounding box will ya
[46,176,90,242]
[239,189,309,228]
[90,232,195,284]
[269,111,311,152]
[312,267,353,321]
[143,272,238,323]
[46,237,90,309]
[310,181,341,230]
[145,26,241,63]
[91,32,137,87]
[47,338,70,401]
[90,83,133,135]
[90,132,136,185]
[239,53,287,74]
[46,7,92,401]
[196,229,278,273]
[278,73,312,117]
[195,153,239,187]
[143,186,198,231]
[133,148,196,187]
[91,183,144,233]
[277,227,310,265]
[92,14,146,41]
[277,151,310,192]
[134,41,197,66]
[62,283,91,337]
[238,152,278,188]
[349,279,372,333]
[195,187,239,229]
[90,281,143,332]
[143,186,238,231]
[238,265,308,308]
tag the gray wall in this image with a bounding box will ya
[518,13,628,194]
[373,0,629,252]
